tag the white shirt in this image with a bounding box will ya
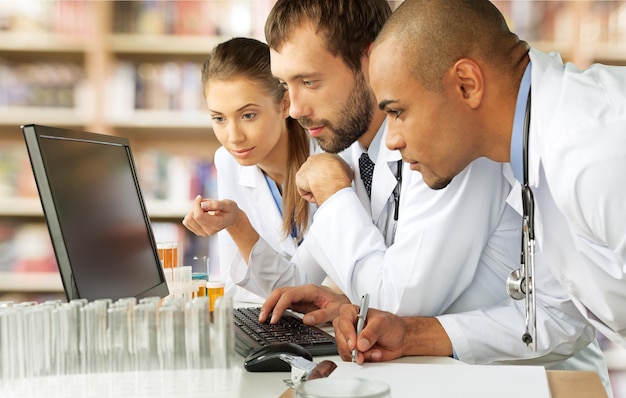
[511,48,626,346]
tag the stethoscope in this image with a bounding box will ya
[390,159,403,244]
[505,89,537,351]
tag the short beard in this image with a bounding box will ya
[299,72,374,154]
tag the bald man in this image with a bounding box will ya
[335,0,624,392]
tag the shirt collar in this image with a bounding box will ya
[510,62,532,184]
[360,119,386,159]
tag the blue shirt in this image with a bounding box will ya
[264,173,299,242]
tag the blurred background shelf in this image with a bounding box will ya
[0,197,192,220]
[0,31,87,53]
[108,33,228,56]
[0,271,63,293]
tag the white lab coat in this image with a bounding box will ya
[214,144,321,304]
[234,123,610,389]
[506,48,626,346]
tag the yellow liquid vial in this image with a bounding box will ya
[207,280,225,312]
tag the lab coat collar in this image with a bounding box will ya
[370,119,402,221]
[527,48,562,189]
[238,164,261,187]
[503,163,544,251]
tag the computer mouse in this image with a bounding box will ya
[243,342,313,372]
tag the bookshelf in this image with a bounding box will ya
[0,0,277,300]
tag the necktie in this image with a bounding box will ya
[359,152,375,199]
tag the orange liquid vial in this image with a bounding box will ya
[207,281,225,312]
[157,242,179,268]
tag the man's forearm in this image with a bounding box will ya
[401,317,453,357]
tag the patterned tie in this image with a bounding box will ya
[359,152,375,199]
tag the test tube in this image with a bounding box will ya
[42,301,62,376]
[25,305,55,377]
[185,300,201,369]
[13,302,36,379]
[0,307,16,380]
[181,265,193,302]
[53,302,80,376]
[184,296,212,369]
[93,299,112,373]
[134,302,159,371]
[107,302,133,373]
[80,301,109,374]
[212,294,234,369]
[158,299,187,370]
[79,304,91,373]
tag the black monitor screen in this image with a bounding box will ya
[22,124,169,301]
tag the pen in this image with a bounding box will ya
[352,293,370,362]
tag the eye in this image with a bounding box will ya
[212,115,225,124]
[242,112,257,120]
[302,80,316,88]
[386,109,403,119]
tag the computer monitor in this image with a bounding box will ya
[22,124,169,302]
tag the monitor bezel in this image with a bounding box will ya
[21,123,169,301]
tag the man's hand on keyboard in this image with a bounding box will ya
[260,284,350,325]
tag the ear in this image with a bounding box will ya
[449,58,483,109]
[281,90,290,119]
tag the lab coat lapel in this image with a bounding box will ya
[371,152,399,222]
[370,123,401,222]
[239,165,296,254]
[503,164,544,252]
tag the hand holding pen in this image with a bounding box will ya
[351,293,370,362]
[336,304,454,363]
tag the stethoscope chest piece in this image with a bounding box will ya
[506,268,526,300]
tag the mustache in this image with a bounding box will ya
[298,117,331,130]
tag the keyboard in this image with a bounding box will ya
[233,306,338,357]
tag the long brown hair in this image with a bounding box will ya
[201,37,310,241]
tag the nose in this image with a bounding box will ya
[286,87,309,120]
[386,123,405,151]
[226,121,246,145]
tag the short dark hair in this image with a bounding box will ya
[265,0,392,72]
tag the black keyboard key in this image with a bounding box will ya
[233,307,337,357]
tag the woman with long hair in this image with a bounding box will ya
[183,37,324,303]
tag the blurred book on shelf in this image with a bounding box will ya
[0,0,94,36]
[487,1,626,42]
[135,150,217,203]
[107,61,204,114]
[0,60,85,108]
[0,222,56,273]
[112,0,218,36]
[0,144,38,198]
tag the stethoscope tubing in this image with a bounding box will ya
[506,88,537,351]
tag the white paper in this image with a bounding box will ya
[330,361,551,398]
